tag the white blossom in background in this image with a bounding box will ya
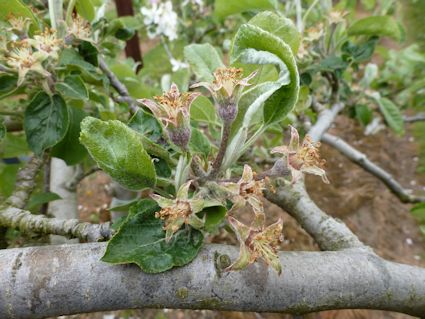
[170,58,188,72]
[141,1,178,41]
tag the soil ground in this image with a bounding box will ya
[63,115,425,319]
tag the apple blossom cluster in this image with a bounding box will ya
[0,14,92,87]
[141,66,329,274]
[140,1,179,41]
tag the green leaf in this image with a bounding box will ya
[128,109,163,143]
[184,43,224,82]
[189,128,211,157]
[317,56,348,72]
[246,11,300,54]
[341,38,378,63]
[0,0,40,33]
[76,0,95,22]
[127,110,174,165]
[109,198,139,212]
[231,14,299,128]
[80,117,156,190]
[0,132,29,158]
[59,49,102,81]
[78,41,99,66]
[348,16,402,41]
[377,97,404,135]
[154,158,172,178]
[0,75,19,99]
[55,75,88,100]
[0,163,22,198]
[214,0,277,19]
[190,96,217,124]
[0,120,5,142]
[102,199,204,273]
[51,106,88,165]
[411,202,425,222]
[27,192,62,210]
[24,92,69,156]
[355,104,373,126]
[201,206,227,233]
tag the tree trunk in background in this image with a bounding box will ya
[48,158,79,244]
[114,0,143,72]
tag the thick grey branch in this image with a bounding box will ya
[0,206,111,241]
[308,102,344,142]
[98,57,138,115]
[404,112,425,123]
[1,243,425,318]
[265,181,365,251]
[322,133,425,203]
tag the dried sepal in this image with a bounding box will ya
[151,181,205,241]
[271,126,329,184]
[66,15,92,43]
[6,42,50,86]
[27,29,63,60]
[191,67,257,122]
[220,165,266,215]
[139,83,200,149]
[226,215,284,275]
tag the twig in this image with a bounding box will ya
[307,102,344,142]
[98,57,138,115]
[322,132,425,203]
[65,166,101,192]
[404,113,425,123]
[209,120,232,179]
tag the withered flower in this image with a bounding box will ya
[221,164,265,215]
[6,42,49,86]
[271,126,329,184]
[226,215,283,274]
[151,181,205,242]
[191,67,257,122]
[7,15,31,35]
[139,83,200,149]
[28,29,63,60]
[67,15,92,43]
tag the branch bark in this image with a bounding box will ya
[404,112,425,123]
[307,102,344,142]
[265,181,365,251]
[0,206,111,241]
[1,243,425,318]
[322,133,425,203]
